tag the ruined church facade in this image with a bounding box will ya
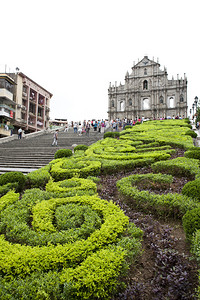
[108,56,188,121]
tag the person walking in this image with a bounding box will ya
[74,122,78,133]
[52,129,59,146]
[86,122,90,136]
[18,128,22,139]
[101,120,105,133]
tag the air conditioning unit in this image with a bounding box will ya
[17,104,22,108]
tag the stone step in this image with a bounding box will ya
[0,129,105,174]
[0,167,39,175]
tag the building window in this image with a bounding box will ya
[111,100,114,107]
[143,98,150,110]
[160,96,164,104]
[120,100,125,111]
[128,99,132,106]
[144,68,147,75]
[168,96,175,108]
[180,94,184,102]
[143,80,148,90]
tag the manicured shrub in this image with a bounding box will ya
[0,182,19,197]
[26,165,51,189]
[54,148,73,159]
[74,144,89,152]
[103,131,120,139]
[0,171,26,192]
[101,158,155,174]
[0,190,19,212]
[0,191,142,299]
[45,177,97,196]
[124,125,132,129]
[151,157,200,179]
[182,178,200,201]
[86,176,101,183]
[117,174,199,218]
[185,130,197,138]
[182,208,200,240]
[191,230,200,262]
[50,158,101,181]
[184,149,200,160]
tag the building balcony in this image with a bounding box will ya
[17,104,27,111]
[0,110,14,119]
[0,126,10,137]
[22,92,27,99]
[29,97,36,103]
[29,112,36,116]
[28,121,36,126]
[0,88,14,103]
[0,103,15,112]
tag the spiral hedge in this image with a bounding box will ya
[45,177,97,197]
[0,189,142,299]
[50,158,101,181]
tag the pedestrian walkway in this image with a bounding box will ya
[192,124,200,147]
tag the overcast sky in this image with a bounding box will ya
[1,0,199,122]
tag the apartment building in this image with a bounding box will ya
[0,71,53,137]
[0,73,16,137]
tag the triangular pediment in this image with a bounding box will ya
[134,56,159,68]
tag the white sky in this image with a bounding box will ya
[1,0,199,122]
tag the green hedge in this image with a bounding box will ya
[151,157,200,179]
[101,158,155,174]
[50,158,101,181]
[54,148,73,159]
[26,165,51,188]
[185,130,198,138]
[182,178,200,201]
[0,171,26,192]
[74,144,89,152]
[0,182,19,197]
[117,173,199,218]
[45,177,97,196]
[0,190,19,212]
[0,191,142,299]
[182,208,200,240]
[184,149,200,160]
[103,131,120,139]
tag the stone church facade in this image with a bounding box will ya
[108,56,188,121]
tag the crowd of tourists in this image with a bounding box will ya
[63,118,141,136]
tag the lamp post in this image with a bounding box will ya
[192,103,195,120]
[190,109,192,119]
[194,96,198,113]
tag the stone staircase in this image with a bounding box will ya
[0,128,105,174]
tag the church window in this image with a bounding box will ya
[120,100,125,111]
[144,68,147,75]
[143,80,148,90]
[128,99,132,106]
[143,98,150,110]
[160,96,164,104]
[180,95,184,102]
[111,100,114,107]
[168,96,175,108]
